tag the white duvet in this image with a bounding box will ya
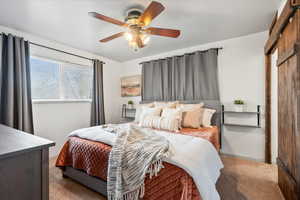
[69,124,224,200]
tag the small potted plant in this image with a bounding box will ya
[234,99,245,112]
[128,100,134,109]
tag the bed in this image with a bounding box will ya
[56,100,223,200]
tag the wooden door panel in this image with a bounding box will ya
[277,10,300,199]
[278,13,298,55]
[278,160,298,200]
[278,56,298,179]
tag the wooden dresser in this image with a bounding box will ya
[0,124,55,200]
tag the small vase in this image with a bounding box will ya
[234,105,244,112]
[128,104,134,109]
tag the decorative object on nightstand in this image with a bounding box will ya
[128,100,134,109]
[121,104,136,122]
[233,99,245,112]
[222,105,261,128]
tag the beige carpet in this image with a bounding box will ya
[49,155,284,200]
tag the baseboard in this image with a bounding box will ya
[220,152,265,163]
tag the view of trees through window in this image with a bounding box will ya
[30,57,93,100]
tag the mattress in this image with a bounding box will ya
[56,126,220,200]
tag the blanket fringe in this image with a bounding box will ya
[108,182,144,200]
[147,159,164,179]
[108,159,164,200]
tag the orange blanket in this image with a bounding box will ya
[56,126,219,200]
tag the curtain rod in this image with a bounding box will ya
[0,33,105,64]
[139,47,223,65]
[29,42,105,64]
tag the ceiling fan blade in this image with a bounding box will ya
[89,12,128,27]
[147,27,180,38]
[138,1,165,26]
[99,32,125,42]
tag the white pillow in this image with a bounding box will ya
[201,108,216,127]
[161,108,182,118]
[139,107,162,122]
[134,103,154,123]
[161,108,182,128]
[154,101,179,109]
[177,103,204,111]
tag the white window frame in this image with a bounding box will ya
[30,56,93,104]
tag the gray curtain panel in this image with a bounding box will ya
[91,59,105,126]
[0,33,34,134]
[142,49,219,101]
[142,58,172,101]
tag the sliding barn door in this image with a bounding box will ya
[277,9,300,200]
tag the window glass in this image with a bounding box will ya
[30,57,93,100]
[30,58,60,99]
[61,63,93,99]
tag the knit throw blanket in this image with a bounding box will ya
[107,124,169,200]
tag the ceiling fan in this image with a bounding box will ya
[89,1,181,51]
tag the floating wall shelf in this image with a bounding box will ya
[121,104,136,120]
[222,105,261,128]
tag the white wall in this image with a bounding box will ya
[32,102,90,157]
[0,25,123,157]
[120,31,268,161]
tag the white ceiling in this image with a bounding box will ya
[0,0,280,61]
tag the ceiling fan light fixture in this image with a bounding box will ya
[141,34,150,45]
[129,40,139,52]
[124,31,133,41]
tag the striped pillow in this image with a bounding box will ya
[201,108,216,127]
[139,115,181,132]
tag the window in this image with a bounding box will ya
[30,57,93,100]
[30,58,60,99]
